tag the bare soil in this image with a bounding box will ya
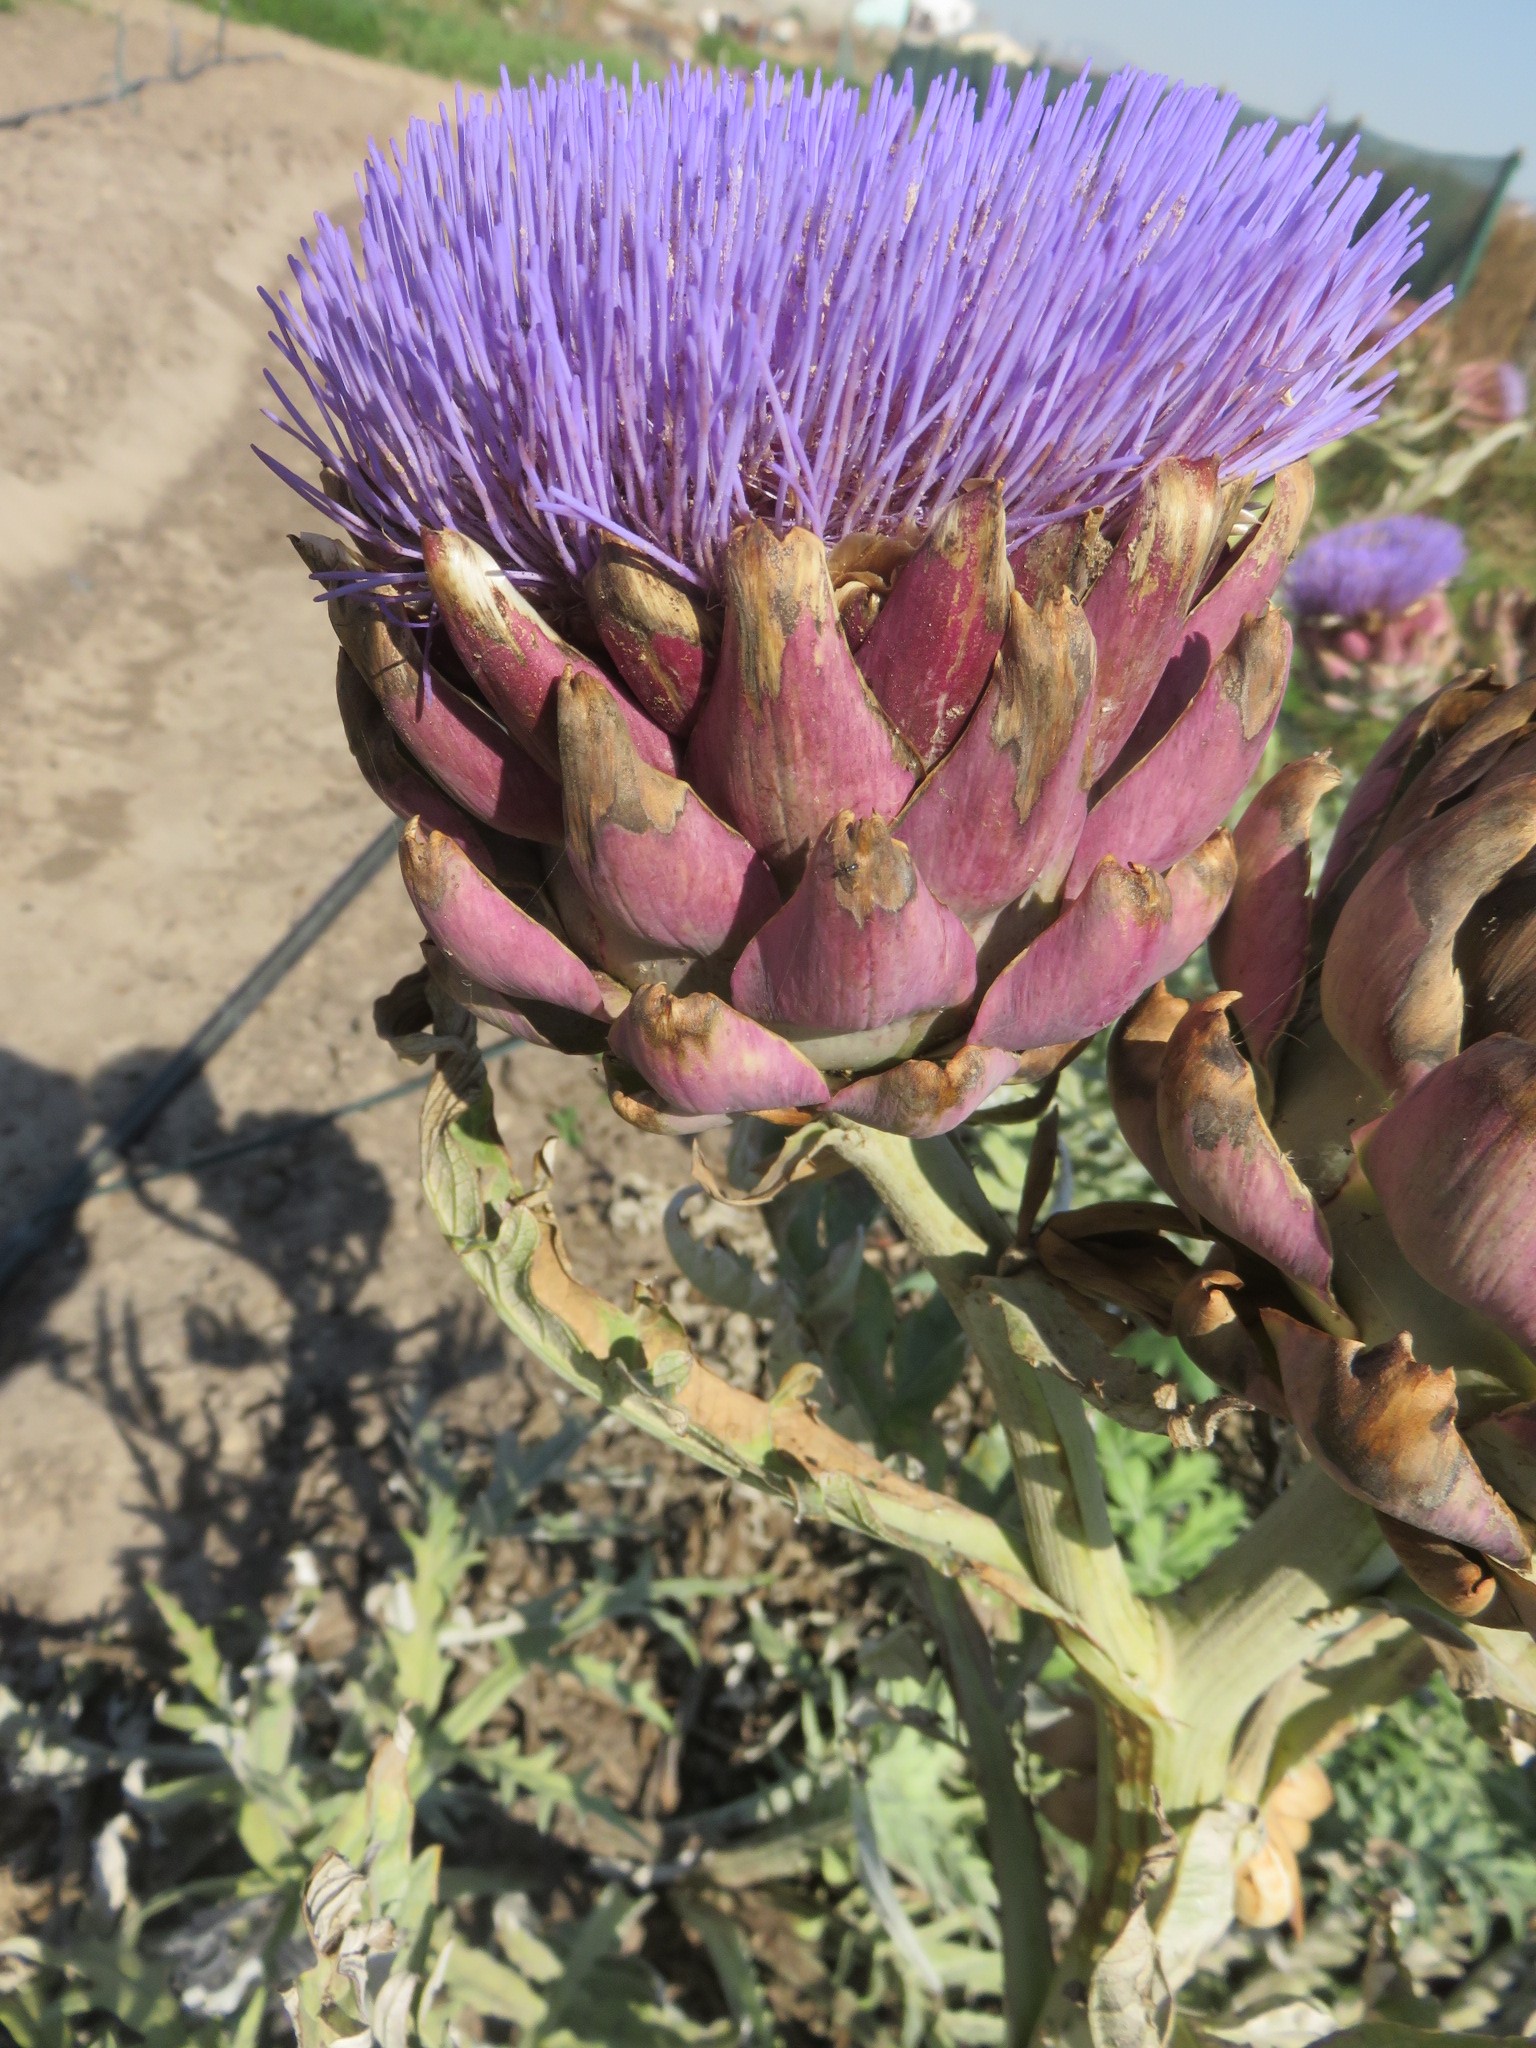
[0,0,788,1635]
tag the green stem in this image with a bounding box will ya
[823,1118,1010,1279]
[1030,1691,1245,2048]
[1167,1460,1390,1740]
[925,1568,1053,2047]
[784,1144,1055,2048]
[824,1122,1162,1714]
[1227,1612,1429,1805]
[417,1051,1082,1629]
[965,1275,1165,1710]
[418,1029,1401,2024]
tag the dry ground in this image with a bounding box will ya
[0,0,737,1630]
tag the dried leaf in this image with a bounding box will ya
[1264,1313,1529,1568]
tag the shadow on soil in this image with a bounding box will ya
[0,1043,511,1631]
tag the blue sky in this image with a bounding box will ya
[994,0,1536,196]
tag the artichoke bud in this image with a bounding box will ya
[291,442,1320,1139]
[1112,673,1536,1639]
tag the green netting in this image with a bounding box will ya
[1302,123,1520,296]
[886,42,1522,298]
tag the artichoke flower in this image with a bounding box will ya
[1287,513,1465,716]
[1106,671,1536,1632]
[267,65,1438,1140]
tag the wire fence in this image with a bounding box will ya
[0,4,423,1300]
[87,1035,522,1197]
[0,0,282,133]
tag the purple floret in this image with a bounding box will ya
[1286,515,1467,622]
[262,64,1443,601]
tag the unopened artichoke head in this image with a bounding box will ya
[1109,673,1536,1631]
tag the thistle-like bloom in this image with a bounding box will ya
[271,65,1437,1136]
[268,66,1434,595]
[1287,514,1465,625]
[1100,674,1536,1635]
[1287,514,1464,713]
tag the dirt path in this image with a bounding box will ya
[0,0,700,1627]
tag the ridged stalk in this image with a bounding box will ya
[823,1120,1164,1712]
[411,1021,1430,2041]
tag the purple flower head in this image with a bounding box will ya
[1286,514,1467,623]
[264,64,1442,603]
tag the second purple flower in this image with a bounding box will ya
[1288,513,1466,714]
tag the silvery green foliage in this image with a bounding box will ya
[1183,1681,1536,2036]
[0,1465,1529,2047]
[0,1403,1016,2048]
[0,1422,736,2047]
[6,1147,1536,2045]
